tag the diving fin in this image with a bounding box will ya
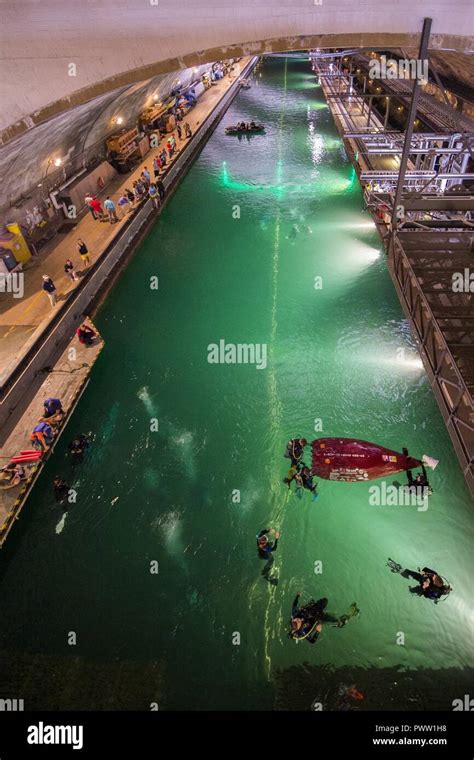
[387,558,402,574]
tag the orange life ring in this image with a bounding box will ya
[98,176,105,189]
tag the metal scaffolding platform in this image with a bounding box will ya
[310,39,474,495]
[388,231,474,494]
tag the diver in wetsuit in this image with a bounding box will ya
[403,567,449,600]
[68,433,90,464]
[289,594,326,644]
[53,476,70,506]
[287,224,299,241]
[387,559,451,602]
[284,438,307,466]
[295,466,318,498]
[256,528,280,583]
[407,464,432,496]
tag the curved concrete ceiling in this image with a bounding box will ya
[0,65,209,214]
[2,0,473,143]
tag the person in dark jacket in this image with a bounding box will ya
[156,179,166,200]
[42,275,57,308]
[76,323,96,346]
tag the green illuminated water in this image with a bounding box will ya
[1,57,472,711]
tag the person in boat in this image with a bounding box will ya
[53,475,69,504]
[256,528,280,582]
[68,433,90,463]
[0,463,26,489]
[31,422,56,452]
[76,323,96,346]
[284,437,307,466]
[295,466,318,496]
[249,121,257,130]
[289,593,324,643]
[388,559,451,602]
[42,397,64,423]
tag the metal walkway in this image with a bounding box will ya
[388,230,474,494]
[310,50,474,495]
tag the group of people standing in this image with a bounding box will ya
[129,167,166,210]
[42,239,91,308]
[40,117,193,316]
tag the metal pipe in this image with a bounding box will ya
[390,17,432,230]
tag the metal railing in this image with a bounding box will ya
[388,234,474,495]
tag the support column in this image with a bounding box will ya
[390,17,432,231]
[361,76,367,114]
[367,96,373,126]
[384,97,390,129]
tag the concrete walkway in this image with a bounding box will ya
[0,58,251,385]
[0,319,103,545]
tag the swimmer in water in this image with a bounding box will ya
[287,224,299,241]
[256,528,280,584]
[68,433,91,464]
[53,475,70,508]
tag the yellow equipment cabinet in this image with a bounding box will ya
[2,223,32,265]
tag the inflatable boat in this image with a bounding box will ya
[311,438,435,482]
[225,123,265,135]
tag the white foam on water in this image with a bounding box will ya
[157,509,181,542]
[170,429,196,480]
[55,512,67,534]
[154,509,189,574]
[137,386,157,417]
[238,476,263,514]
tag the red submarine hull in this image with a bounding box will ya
[311,438,422,482]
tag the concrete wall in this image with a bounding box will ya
[1,1,473,143]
